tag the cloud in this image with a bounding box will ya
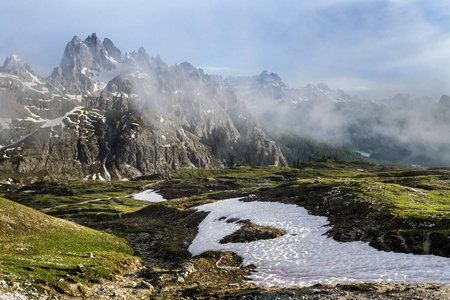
[1,1,450,99]
[280,1,450,98]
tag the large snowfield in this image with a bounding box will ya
[188,198,450,287]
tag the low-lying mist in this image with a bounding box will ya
[226,72,450,167]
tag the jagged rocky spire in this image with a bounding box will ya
[48,33,125,93]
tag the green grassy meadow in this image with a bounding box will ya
[0,160,448,297]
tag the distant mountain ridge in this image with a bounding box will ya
[0,33,287,182]
[1,33,448,183]
[225,71,450,167]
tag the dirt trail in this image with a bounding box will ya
[41,183,157,213]
[41,198,111,212]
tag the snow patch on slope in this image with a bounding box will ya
[133,189,166,202]
[0,118,11,131]
[0,107,84,150]
[92,62,123,94]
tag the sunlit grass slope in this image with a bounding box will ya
[0,197,138,295]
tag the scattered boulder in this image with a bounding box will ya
[245,194,257,201]
[135,280,154,290]
[181,262,196,277]
[75,263,84,273]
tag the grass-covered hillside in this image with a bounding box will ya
[0,196,139,297]
[0,161,449,298]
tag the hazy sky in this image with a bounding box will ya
[1,0,450,99]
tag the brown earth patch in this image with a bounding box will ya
[220,219,286,244]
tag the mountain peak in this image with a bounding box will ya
[256,70,286,89]
[0,32,290,179]
[316,82,330,90]
[85,32,101,46]
[49,33,125,93]
[259,70,278,78]
[103,38,122,62]
[9,53,21,62]
[138,47,148,57]
[1,53,37,81]
[70,35,82,44]
[3,53,23,65]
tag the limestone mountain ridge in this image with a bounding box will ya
[0,33,287,182]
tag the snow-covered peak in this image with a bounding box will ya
[10,53,21,62]
[3,53,26,69]
[1,53,39,82]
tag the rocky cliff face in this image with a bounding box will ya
[0,33,286,181]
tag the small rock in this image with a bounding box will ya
[89,252,94,258]
[176,276,185,282]
[136,280,154,290]
[181,262,196,276]
[75,263,84,273]
[246,194,257,201]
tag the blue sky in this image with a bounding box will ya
[1,0,450,99]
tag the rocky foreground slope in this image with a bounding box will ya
[0,33,286,182]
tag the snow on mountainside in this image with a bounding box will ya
[0,54,81,124]
[0,33,287,182]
